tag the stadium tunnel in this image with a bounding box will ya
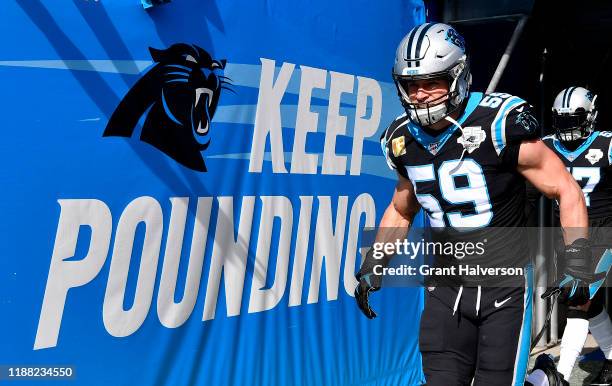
[425,0,612,348]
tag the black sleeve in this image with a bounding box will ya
[499,104,540,168]
[500,142,521,170]
[506,104,540,143]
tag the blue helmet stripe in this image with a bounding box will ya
[562,87,570,108]
[565,86,577,108]
[414,23,434,67]
[405,26,420,67]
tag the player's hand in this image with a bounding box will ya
[354,272,381,319]
[541,239,597,306]
[541,276,590,306]
[541,283,561,301]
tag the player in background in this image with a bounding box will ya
[527,87,612,386]
[354,23,589,386]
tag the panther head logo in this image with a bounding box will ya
[515,110,538,134]
[103,43,231,171]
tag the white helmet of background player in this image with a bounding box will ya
[552,86,598,142]
[392,22,472,126]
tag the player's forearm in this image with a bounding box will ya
[557,176,588,244]
[378,202,412,229]
[358,174,419,278]
[357,202,415,280]
[374,202,413,245]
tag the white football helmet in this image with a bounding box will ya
[392,22,472,126]
[552,86,598,142]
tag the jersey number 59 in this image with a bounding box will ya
[407,159,493,228]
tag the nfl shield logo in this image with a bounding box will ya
[428,142,440,155]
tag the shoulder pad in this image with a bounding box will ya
[487,95,538,155]
[381,114,409,143]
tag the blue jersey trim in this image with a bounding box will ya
[512,264,533,385]
[590,249,612,298]
[492,96,526,155]
[406,92,483,155]
[552,131,599,162]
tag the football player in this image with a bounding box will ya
[355,23,590,386]
[528,87,612,385]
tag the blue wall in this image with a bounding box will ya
[0,1,426,385]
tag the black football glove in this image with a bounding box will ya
[541,238,603,306]
[354,271,381,319]
[563,238,595,282]
[354,247,391,319]
[541,278,591,306]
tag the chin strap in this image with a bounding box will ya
[444,115,468,169]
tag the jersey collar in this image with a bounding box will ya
[552,131,599,162]
[406,92,484,155]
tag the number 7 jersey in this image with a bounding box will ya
[381,91,539,229]
[542,131,612,219]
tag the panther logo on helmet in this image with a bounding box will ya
[445,28,465,50]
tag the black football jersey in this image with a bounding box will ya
[543,131,612,219]
[381,92,539,271]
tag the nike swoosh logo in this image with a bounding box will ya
[516,106,525,113]
[494,297,511,308]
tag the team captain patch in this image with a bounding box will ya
[392,136,406,157]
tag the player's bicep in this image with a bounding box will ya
[394,175,421,215]
[517,139,573,198]
[525,180,542,204]
[379,175,420,228]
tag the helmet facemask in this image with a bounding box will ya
[551,88,598,145]
[553,109,593,142]
[393,59,471,127]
